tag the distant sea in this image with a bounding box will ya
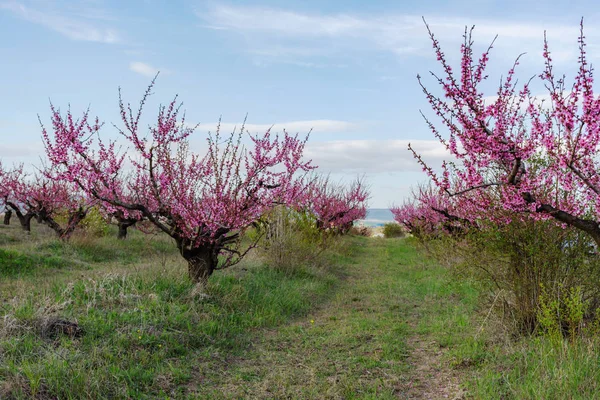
[356,208,395,227]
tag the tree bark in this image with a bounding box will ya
[116,219,137,240]
[521,192,600,248]
[3,209,11,225]
[6,202,35,232]
[40,207,87,240]
[538,202,600,248]
[21,214,33,232]
[180,245,218,284]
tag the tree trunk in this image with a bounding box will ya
[20,214,33,232]
[40,207,87,240]
[117,223,128,239]
[3,209,11,225]
[116,219,136,240]
[340,221,353,234]
[6,202,35,232]
[182,246,218,284]
[61,208,87,240]
[316,219,325,230]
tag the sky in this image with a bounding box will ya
[0,0,599,207]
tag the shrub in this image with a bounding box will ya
[425,218,600,336]
[256,206,335,273]
[383,222,405,238]
[80,206,109,237]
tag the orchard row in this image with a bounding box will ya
[0,77,368,283]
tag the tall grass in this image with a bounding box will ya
[469,337,600,399]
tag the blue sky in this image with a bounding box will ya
[0,0,598,207]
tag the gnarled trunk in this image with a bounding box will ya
[3,209,11,225]
[6,202,35,232]
[40,207,87,240]
[180,245,218,284]
[20,214,34,232]
[116,219,137,240]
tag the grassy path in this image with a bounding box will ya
[190,237,479,399]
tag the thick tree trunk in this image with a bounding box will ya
[61,208,87,240]
[181,246,218,284]
[3,209,11,225]
[116,219,136,240]
[118,223,128,240]
[20,214,33,232]
[6,202,35,232]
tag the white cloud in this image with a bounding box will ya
[129,61,162,77]
[0,142,43,158]
[0,0,120,43]
[305,139,448,173]
[197,5,594,64]
[193,120,358,134]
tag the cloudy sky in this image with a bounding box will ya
[0,0,598,207]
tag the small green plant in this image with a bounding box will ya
[537,284,563,344]
[536,284,589,343]
[564,286,587,341]
[383,222,405,238]
[80,206,109,237]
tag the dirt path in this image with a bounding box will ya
[404,335,465,399]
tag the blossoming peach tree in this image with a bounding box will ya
[1,164,90,237]
[2,165,41,231]
[407,20,600,247]
[306,176,369,233]
[43,79,315,283]
[391,184,470,237]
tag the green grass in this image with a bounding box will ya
[1,266,338,399]
[465,332,600,399]
[406,241,600,400]
[183,237,484,399]
[0,248,75,277]
[2,221,599,398]
[0,223,341,399]
[0,223,483,399]
[0,223,177,282]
